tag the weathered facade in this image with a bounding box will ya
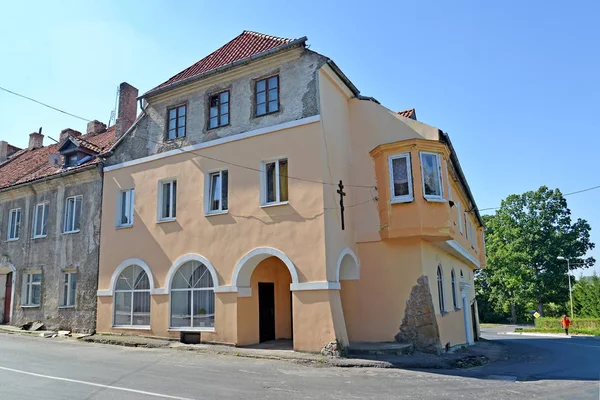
[0,83,138,332]
[96,31,485,353]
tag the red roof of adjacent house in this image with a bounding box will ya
[397,108,416,120]
[149,31,302,93]
[0,127,118,190]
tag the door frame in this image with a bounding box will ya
[1,263,16,324]
[258,282,276,342]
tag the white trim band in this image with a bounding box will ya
[104,115,321,172]
[446,240,481,268]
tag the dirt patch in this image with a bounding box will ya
[81,335,171,348]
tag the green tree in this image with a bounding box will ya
[572,275,600,318]
[476,186,595,322]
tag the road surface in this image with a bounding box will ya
[0,330,598,399]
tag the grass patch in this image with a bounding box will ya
[479,323,505,328]
[519,327,600,336]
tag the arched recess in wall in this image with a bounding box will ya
[102,258,156,296]
[231,247,300,297]
[336,247,360,282]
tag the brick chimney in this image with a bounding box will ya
[115,82,138,139]
[59,128,82,143]
[0,141,8,163]
[29,132,44,150]
[86,120,107,136]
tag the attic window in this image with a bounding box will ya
[65,153,78,168]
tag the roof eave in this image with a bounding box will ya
[140,37,308,100]
[438,130,484,227]
[325,59,380,104]
[0,164,98,195]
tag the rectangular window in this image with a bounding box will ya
[117,189,135,227]
[64,195,82,233]
[22,273,41,307]
[262,158,288,205]
[208,91,229,129]
[7,208,21,241]
[207,170,228,214]
[32,203,48,238]
[255,75,279,116]
[167,105,186,140]
[420,152,444,201]
[60,272,77,307]
[159,180,177,220]
[388,153,413,203]
[458,201,463,234]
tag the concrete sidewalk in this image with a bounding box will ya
[0,325,508,370]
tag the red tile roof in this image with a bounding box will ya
[0,127,118,190]
[397,108,416,120]
[149,31,302,93]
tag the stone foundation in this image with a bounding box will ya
[395,275,442,354]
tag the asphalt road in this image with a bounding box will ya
[0,331,598,400]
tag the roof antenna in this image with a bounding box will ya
[107,85,120,127]
[39,127,42,134]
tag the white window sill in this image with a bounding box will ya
[168,327,215,333]
[116,224,134,230]
[32,235,47,240]
[6,238,19,242]
[205,210,228,217]
[113,325,151,330]
[63,230,80,235]
[21,305,40,308]
[390,196,414,204]
[424,197,446,203]
[58,306,75,309]
[260,201,289,209]
[156,218,177,224]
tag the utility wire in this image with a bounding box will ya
[0,86,91,122]
[477,184,600,212]
[4,85,598,208]
[2,85,376,190]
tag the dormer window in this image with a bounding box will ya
[65,153,78,168]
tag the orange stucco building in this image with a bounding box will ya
[96,31,485,354]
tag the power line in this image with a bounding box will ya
[477,184,600,212]
[0,86,91,122]
[2,85,376,190]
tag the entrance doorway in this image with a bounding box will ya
[471,302,478,341]
[259,282,275,342]
[2,272,12,324]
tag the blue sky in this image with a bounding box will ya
[1,1,598,275]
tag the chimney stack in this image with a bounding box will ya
[29,132,44,150]
[86,120,107,136]
[59,128,82,143]
[115,82,138,139]
[0,141,8,163]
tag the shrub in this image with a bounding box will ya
[535,317,600,330]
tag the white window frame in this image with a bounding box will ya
[260,157,288,206]
[113,265,151,329]
[117,189,135,228]
[7,208,21,241]
[59,271,77,308]
[388,153,414,203]
[32,202,48,239]
[157,179,177,222]
[22,272,41,307]
[205,169,229,215]
[419,152,445,202]
[169,262,215,331]
[63,195,82,234]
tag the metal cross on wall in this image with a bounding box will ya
[337,180,346,230]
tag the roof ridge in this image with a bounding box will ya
[241,30,294,42]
